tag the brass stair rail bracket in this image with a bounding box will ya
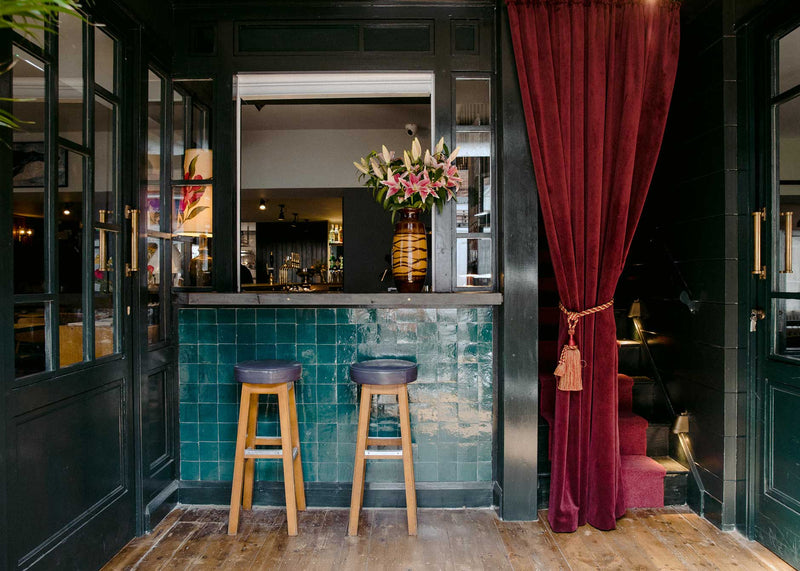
[753,208,766,280]
[781,211,793,274]
[125,205,140,276]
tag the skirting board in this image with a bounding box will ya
[180,480,494,508]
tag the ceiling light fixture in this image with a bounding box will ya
[278,204,285,221]
[291,213,298,228]
[259,199,267,211]
[62,204,71,216]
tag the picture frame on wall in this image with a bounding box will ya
[12,142,68,188]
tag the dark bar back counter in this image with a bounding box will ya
[177,292,502,508]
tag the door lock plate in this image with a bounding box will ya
[750,308,766,332]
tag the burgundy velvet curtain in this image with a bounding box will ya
[507,0,680,531]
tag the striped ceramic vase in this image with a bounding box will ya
[392,207,427,293]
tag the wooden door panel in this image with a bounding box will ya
[766,382,800,508]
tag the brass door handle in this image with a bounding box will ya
[781,211,793,274]
[98,210,108,271]
[125,205,139,275]
[753,208,766,279]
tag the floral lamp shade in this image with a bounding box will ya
[177,148,213,237]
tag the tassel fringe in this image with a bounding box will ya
[554,344,583,391]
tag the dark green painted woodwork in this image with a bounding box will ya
[178,307,493,489]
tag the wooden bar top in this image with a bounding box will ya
[177,292,502,307]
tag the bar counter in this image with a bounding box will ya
[177,292,501,508]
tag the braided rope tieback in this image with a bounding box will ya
[553,299,614,391]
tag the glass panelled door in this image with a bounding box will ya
[753,15,800,569]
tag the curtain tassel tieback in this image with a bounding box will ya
[553,299,614,392]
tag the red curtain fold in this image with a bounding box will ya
[507,0,680,531]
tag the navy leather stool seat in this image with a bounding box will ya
[228,359,305,536]
[348,359,418,536]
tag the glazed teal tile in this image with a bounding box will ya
[180,403,198,422]
[478,343,493,363]
[218,403,238,423]
[438,323,457,344]
[318,462,337,481]
[179,323,198,343]
[337,424,356,444]
[198,403,218,422]
[297,322,316,343]
[458,308,478,323]
[458,323,478,343]
[410,403,437,424]
[338,462,355,481]
[256,344,277,360]
[438,422,460,443]
[415,463,438,482]
[179,345,197,364]
[198,422,218,442]
[457,363,478,385]
[219,422,238,442]
[437,308,457,322]
[351,308,376,324]
[182,462,199,480]
[297,383,315,404]
[457,462,477,482]
[197,364,216,383]
[275,344,296,360]
[376,309,396,323]
[199,325,217,345]
[316,324,335,345]
[413,422,439,443]
[219,461,234,481]
[439,462,458,481]
[198,309,216,324]
[236,308,255,323]
[180,308,197,324]
[457,384,479,405]
[336,382,357,405]
[357,324,376,344]
[276,323,296,343]
[396,308,423,323]
[256,308,275,323]
[436,363,458,383]
[181,422,198,442]
[217,323,236,343]
[200,461,219,480]
[300,365,316,382]
[218,345,237,364]
[317,423,337,443]
[317,364,336,383]
[199,442,219,461]
[335,308,352,323]
[477,439,492,461]
[218,308,236,323]
[303,463,319,482]
[302,442,319,462]
[237,344,256,361]
[217,365,234,384]
[416,363,435,383]
[276,308,296,323]
[180,383,198,403]
[314,345,335,366]
[198,344,218,364]
[477,461,492,481]
[257,323,276,344]
[337,404,357,425]
[317,308,335,324]
[478,323,492,343]
[317,404,337,424]
[376,324,397,344]
[235,324,254,344]
[396,323,417,344]
[297,308,316,324]
[298,345,316,365]
[198,384,217,403]
[317,384,336,404]
[366,462,402,483]
[477,307,492,322]
[457,443,478,463]
[440,343,457,363]
[416,442,438,462]
[181,442,199,461]
[458,422,478,443]
[417,322,438,343]
[437,403,458,422]
[337,344,356,364]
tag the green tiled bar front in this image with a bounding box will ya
[178,307,493,486]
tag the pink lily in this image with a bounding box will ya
[401,171,432,201]
[380,169,405,198]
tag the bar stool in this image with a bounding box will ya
[228,359,306,536]
[348,359,418,536]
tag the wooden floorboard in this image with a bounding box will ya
[102,507,793,571]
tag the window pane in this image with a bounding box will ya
[15,303,48,377]
[455,78,491,126]
[456,237,492,288]
[172,91,185,180]
[95,28,116,93]
[774,298,800,358]
[58,151,84,367]
[173,182,213,288]
[775,95,800,293]
[455,131,491,234]
[779,26,800,95]
[147,71,163,184]
[147,237,164,344]
[59,14,84,145]
[95,96,117,222]
[12,16,44,48]
[94,231,117,359]
[192,105,209,148]
[12,49,47,294]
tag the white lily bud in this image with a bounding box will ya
[435,137,445,154]
[448,147,460,161]
[370,158,383,178]
[424,149,433,167]
[354,161,369,175]
[403,150,413,172]
[382,145,392,163]
[411,138,422,161]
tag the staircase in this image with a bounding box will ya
[537,232,688,510]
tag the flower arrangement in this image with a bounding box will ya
[354,137,462,220]
[177,155,208,225]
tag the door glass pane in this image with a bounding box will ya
[775,95,800,293]
[15,303,48,377]
[12,49,47,294]
[147,237,164,344]
[455,131,491,234]
[456,237,492,288]
[779,26,800,95]
[95,96,117,222]
[455,78,491,126]
[58,14,84,145]
[147,71,163,184]
[773,298,800,358]
[172,91,185,180]
[94,231,117,358]
[95,28,116,94]
[174,182,213,287]
[58,151,84,367]
[12,16,45,49]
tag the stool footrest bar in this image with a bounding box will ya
[366,437,402,446]
[364,449,403,458]
[244,446,298,459]
[254,437,282,446]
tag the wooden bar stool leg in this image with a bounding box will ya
[349,385,372,536]
[242,389,260,510]
[277,384,298,536]
[288,383,306,511]
[398,384,417,535]
[228,384,252,535]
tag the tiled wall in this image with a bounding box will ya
[178,307,493,484]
